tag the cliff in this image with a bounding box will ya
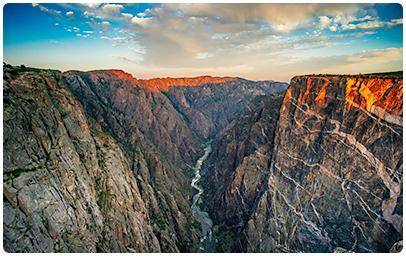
[204,73,403,252]
[3,66,161,252]
[139,76,237,92]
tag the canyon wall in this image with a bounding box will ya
[205,73,403,252]
[165,80,288,138]
[3,65,288,252]
[3,67,162,252]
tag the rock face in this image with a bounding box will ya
[3,66,160,252]
[63,70,204,252]
[164,79,288,138]
[139,75,237,92]
[204,73,403,252]
[204,94,284,229]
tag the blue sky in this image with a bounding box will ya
[3,3,403,81]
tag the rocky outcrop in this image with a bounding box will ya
[205,73,403,252]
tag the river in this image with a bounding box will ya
[191,141,214,252]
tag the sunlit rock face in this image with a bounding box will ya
[205,73,402,252]
[139,76,238,92]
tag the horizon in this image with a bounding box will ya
[4,62,403,84]
[4,3,403,81]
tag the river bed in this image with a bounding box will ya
[191,141,214,252]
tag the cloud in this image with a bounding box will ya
[100,36,127,41]
[32,3,62,16]
[76,33,90,38]
[122,13,133,19]
[342,18,403,30]
[83,11,95,17]
[131,16,153,25]
[101,4,123,15]
[22,3,402,81]
[317,13,402,32]
[329,25,337,31]
[195,52,213,59]
[81,3,100,9]
[319,16,331,28]
[171,3,361,32]
[347,47,402,64]
[285,47,401,73]
[113,55,144,64]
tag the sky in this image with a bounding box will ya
[3,3,403,81]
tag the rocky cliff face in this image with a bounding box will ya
[205,73,403,252]
[4,66,210,252]
[63,70,206,252]
[164,80,288,138]
[139,75,237,92]
[3,66,160,252]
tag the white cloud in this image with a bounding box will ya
[101,4,123,15]
[171,3,361,33]
[82,3,100,9]
[83,11,95,18]
[329,25,337,32]
[122,13,134,19]
[342,18,403,31]
[101,36,127,41]
[131,16,153,25]
[32,3,62,16]
[319,16,331,28]
[137,12,147,18]
[273,23,294,33]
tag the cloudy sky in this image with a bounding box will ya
[4,3,403,81]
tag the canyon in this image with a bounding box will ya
[3,64,402,253]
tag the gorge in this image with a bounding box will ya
[3,64,403,253]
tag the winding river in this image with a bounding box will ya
[191,141,214,252]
